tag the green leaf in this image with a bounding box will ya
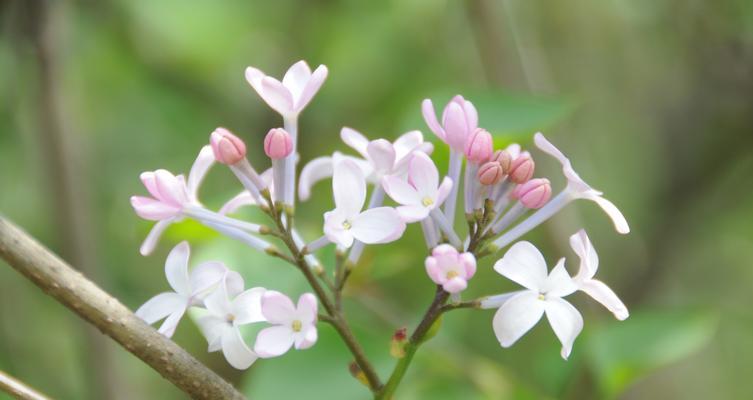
[584,309,718,398]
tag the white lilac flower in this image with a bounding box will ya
[298,128,433,201]
[323,159,406,248]
[196,274,266,370]
[254,291,318,358]
[489,241,583,359]
[245,60,328,119]
[381,152,453,223]
[424,244,476,293]
[492,133,629,250]
[569,229,628,320]
[135,242,227,338]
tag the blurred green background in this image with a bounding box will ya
[1,0,752,399]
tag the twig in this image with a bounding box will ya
[0,217,245,400]
[0,369,52,400]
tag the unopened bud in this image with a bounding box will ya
[477,161,504,185]
[512,178,551,209]
[492,150,513,174]
[390,328,408,358]
[210,128,246,165]
[465,128,493,164]
[508,153,534,184]
[264,128,293,160]
[348,361,370,387]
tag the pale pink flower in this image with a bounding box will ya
[298,128,433,201]
[264,128,293,159]
[382,152,453,222]
[323,159,406,248]
[424,245,476,293]
[210,128,246,165]
[245,60,328,118]
[490,241,582,359]
[465,128,493,164]
[254,291,318,358]
[422,95,478,153]
[512,178,552,209]
[131,146,214,255]
[569,230,629,320]
[135,242,227,338]
[196,274,266,370]
[508,153,534,184]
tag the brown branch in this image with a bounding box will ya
[0,217,245,400]
[0,369,52,400]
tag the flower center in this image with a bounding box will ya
[291,320,303,332]
[226,313,236,323]
[342,220,352,230]
[421,196,434,207]
[537,293,546,301]
[446,270,459,279]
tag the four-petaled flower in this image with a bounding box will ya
[135,242,227,338]
[570,229,629,320]
[491,241,583,359]
[131,146,215,255]
[196,274,266,370]
[425,245,476,293]
[254,291,318,358]
[245,60,328,118]
[421,95,478,153]
[323,159,406,248]
[382,152,453,222]
[298,128,433,201]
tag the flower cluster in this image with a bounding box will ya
[131,59,629,389]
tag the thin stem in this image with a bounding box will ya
[0,217,245,400]
[0,369,51,400]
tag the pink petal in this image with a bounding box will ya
[154,169,189,207]
[460,252,477,279]
[462,99,478,133]
[296,293,318,325]
[186,146,215,200]
[424,256,444,285]
[260,76,294,116]
[261,290,296,324]
[131,196,179,220]
[421,99,445,140]
[351,207,406,244]
[408,152,439,199]
[282,60,313,100]
[443,277,468,293]
[367,139,397,173]
[254,325,295,358]
[435,177,454,207]
[295,64,328,113]
[382,175,420,206]
[340,128,370,158]
[140,171,161,199]
[244,66,266,95]
[392,130,424,161]
[294,325,318,350]
[441,102,468,151]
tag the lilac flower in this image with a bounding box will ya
[425,245,476,293]
[135,242,227,338]
[382,152,453,223]
[245,60,328,119]
[569,230,628,320]
[254,291,318,358]
[421,95,478,153]
[196,275,266,370]
[488,241,583,359]
[323,159,406,248]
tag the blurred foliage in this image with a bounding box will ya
[2,0,753,399]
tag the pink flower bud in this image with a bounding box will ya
[512,178,551,209]
[508,153,534,184]
[491,150,512,174]
[464,128,493,164]
[263,128,293,160]
[210,128,246,165]
[477,161,504,185]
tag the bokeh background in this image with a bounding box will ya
[1,0,752,399]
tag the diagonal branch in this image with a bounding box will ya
[0,217,245,400]
[0,369,51,400]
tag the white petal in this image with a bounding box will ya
[396,205,430,223]
[204,279,233,317]
[543,258,578,298]
[408,152,439,199]
[196,315,228,352]
[295,64,327,113]
[219,192,258,215]
[580,279,629,320]
[534,133,591,192]
[282,60,312,100]
[186,146,215,200]
[366,139,396,173]
[393,130,424,161]
[435,176,454,207]
[294,325,318,350]
[544,297,583,359]
[224,271,245,299]
[157,308,186,338]
[479,290,527,309]
[296,293,318,325]
[244,66,266,95]
[233,287,267,325]
[382,176,420,206]
[254,325,295,358]
[139,219,174,256]
[493,241,549,291]
[351,207,406,244]
[260,77,294,116]
[261,290,296,325]
[298,156,333,201]
[323,209,356,248]
[165,242,191,296]
[333,159,366,216]
[492,291,545,347]
[570,229,599,280]
[222,327,258,369]
[340,127,370,158]
[135,292,186,324]
[189,261,227,301]
[588,195,630,234]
